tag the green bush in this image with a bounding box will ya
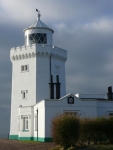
[52,115,80,149]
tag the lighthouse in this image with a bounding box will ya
[9,10,113,142]
[9,10,67,140]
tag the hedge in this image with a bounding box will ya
[52,114,80,149]
[52,115,113,147]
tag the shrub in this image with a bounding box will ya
[79,117,107,144]
[91,118,107,143]
[79,118,93,144]
[52,114,80,149]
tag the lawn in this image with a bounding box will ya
[50,143,113,150]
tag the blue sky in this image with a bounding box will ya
[1,0,113,134]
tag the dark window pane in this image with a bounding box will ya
[29,33,47,44]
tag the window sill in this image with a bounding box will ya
[22,130,29,132]
[21,71,29,73]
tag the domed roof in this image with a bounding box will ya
[24,11,54,33]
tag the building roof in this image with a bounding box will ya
[24,12,54,33]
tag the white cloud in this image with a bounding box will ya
[83,18,113,33]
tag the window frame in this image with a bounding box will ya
[63,110,80,117]
[23,116,29,131]
[21,90,27,100]
[67,96,74,104]
[29,33,47,44]
[21,65,29,72]
[55,65,60,74]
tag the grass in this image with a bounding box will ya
[89,144,113,150]
[50,144,113,150]
[20,140,40,144]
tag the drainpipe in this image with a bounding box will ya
[49,75,54,99]
[36,108,38,141]
[49,54,54,99]
[50,54,51,77]
[56,75,61,99]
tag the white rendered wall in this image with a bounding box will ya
[51,55,66,97]
[34,101,45,139]
[18,106,34,138]
[44,95,113,138]
[97,101,113,117]
[10,45,37,136]
[44,96,97,138]
[10,44,67,136]
[35,45,67,101]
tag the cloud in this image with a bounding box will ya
[83,18,113,33]
[52,18,113,94]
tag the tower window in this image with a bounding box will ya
[22,92,25,99]
[21,90,27,100]
[21,66,24,71]
[29,33,47,44]
[25,65,28,71]
[21,65,29,72]
[55,65,60,74]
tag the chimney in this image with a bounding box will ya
[107,86,113,100]
[49,75,54,99]
[56,75,61,99]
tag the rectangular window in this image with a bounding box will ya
[25,65,28,71]
[63,110,78,116]
[21,90,27,100]
[23,116,28,130]
[21,65,29,72]
[55,65,60,74]
[64,112,77,116]
[21,66,24,71]
[22,92,25,99]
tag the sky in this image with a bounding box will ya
[1,0,113,134]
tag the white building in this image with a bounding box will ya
[9,11,113,142]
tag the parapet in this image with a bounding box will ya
[10,44,67,62]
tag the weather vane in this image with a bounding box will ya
[36,9,40,13]
[36,9,41,20]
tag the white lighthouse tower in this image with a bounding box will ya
[9,11,67,140]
